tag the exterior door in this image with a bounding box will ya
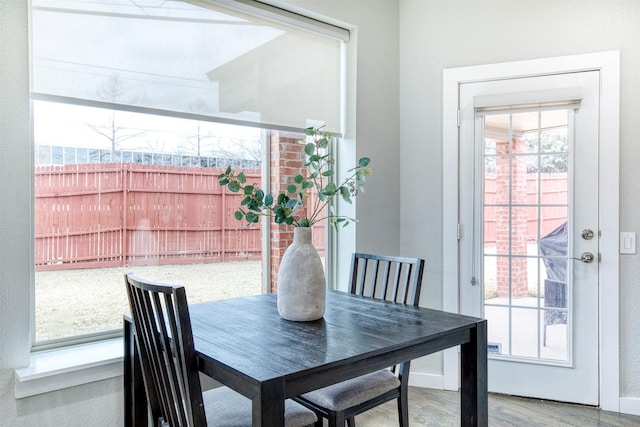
[458,71,600,404]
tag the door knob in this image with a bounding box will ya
[581,229,595,240]
[571,252,594,263]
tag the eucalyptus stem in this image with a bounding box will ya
[218,125,371,229]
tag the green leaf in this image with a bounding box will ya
[243,185,254,195]
[324,182,337,194]
[298,218,310,227]
[277,193,287,204]
[301,181,314,190]
[264,194,273,205]
[287,184,297,193]
[294,175,305,184]
[304,127,315,136]
[219,177,229,186]
[256,189,264,201]
[322,170,334,177]
[309,171,318,179]
[234,211,243,221]
[305,143,315,156]
[285,217,294,225]
[237,172,246,184]
[225,165,231,175]
[358,157,371,167]
[308,155,321,162]
[317,137,328,149]
[340,187,352,203]
[241,196,251,206]
[246,212,259,223]
[228,181,240,192]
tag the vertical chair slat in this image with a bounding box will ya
[380,260,391,300]
[153,291,185,427]
[370,259,381,299]
[391,261,402,302]
[400,264,412,304]
[163,293,187,425]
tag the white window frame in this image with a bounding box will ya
[16,0,355,398]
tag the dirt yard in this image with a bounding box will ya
[35,260,263,342]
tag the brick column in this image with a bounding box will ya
[495,138,529,298]
[269,130,306,292]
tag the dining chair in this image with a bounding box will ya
[293,253,425,427]
[124,273,318,427]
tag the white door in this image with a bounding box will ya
[458,71,600,404]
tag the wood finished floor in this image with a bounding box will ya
[333,387,640,426]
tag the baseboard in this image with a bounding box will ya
[620,397,640,416]
[408,372,445,390]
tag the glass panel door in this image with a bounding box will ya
[482,109,571,363]
[458,69,600,405]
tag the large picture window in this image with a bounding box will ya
[31,0,345,346]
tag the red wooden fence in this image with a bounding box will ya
[483,172,568,244]
[35,163,262,271]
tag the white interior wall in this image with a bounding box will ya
[282,0,402,258]
[398,0,640,401]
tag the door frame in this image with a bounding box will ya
[442,51,620,411]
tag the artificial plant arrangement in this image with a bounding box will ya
[217,126,372,229]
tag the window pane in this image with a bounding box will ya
[482,109,571,364]
[34,101,266,342]
[31,0,342,132]
[31,0,339,345]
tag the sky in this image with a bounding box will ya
[34,100,263,158]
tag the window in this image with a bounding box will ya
[31,0,346,346]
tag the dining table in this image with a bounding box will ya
[124,290,487,426]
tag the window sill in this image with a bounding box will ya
[14,338,123,398]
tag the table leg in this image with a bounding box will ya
[460,320,488,427]
[252,378,285,426]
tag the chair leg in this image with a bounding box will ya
[314,418,323,427]
[398,394,409,427]
[330,412,345,427]
[346,417,356,427]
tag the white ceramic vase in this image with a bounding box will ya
[277,227,326,321]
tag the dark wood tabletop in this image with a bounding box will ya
[124,290,487,426]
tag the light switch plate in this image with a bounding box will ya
[620,232,636,254]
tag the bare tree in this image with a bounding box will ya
[87,75,147,159]
[177,121,219,164]
[178,99,262,165]
[176,99,219,164]
[211,137,261,163]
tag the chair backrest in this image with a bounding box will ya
[125,273,206,427]
[349,253,425,306]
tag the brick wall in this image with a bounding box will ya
[495,138,529,298]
